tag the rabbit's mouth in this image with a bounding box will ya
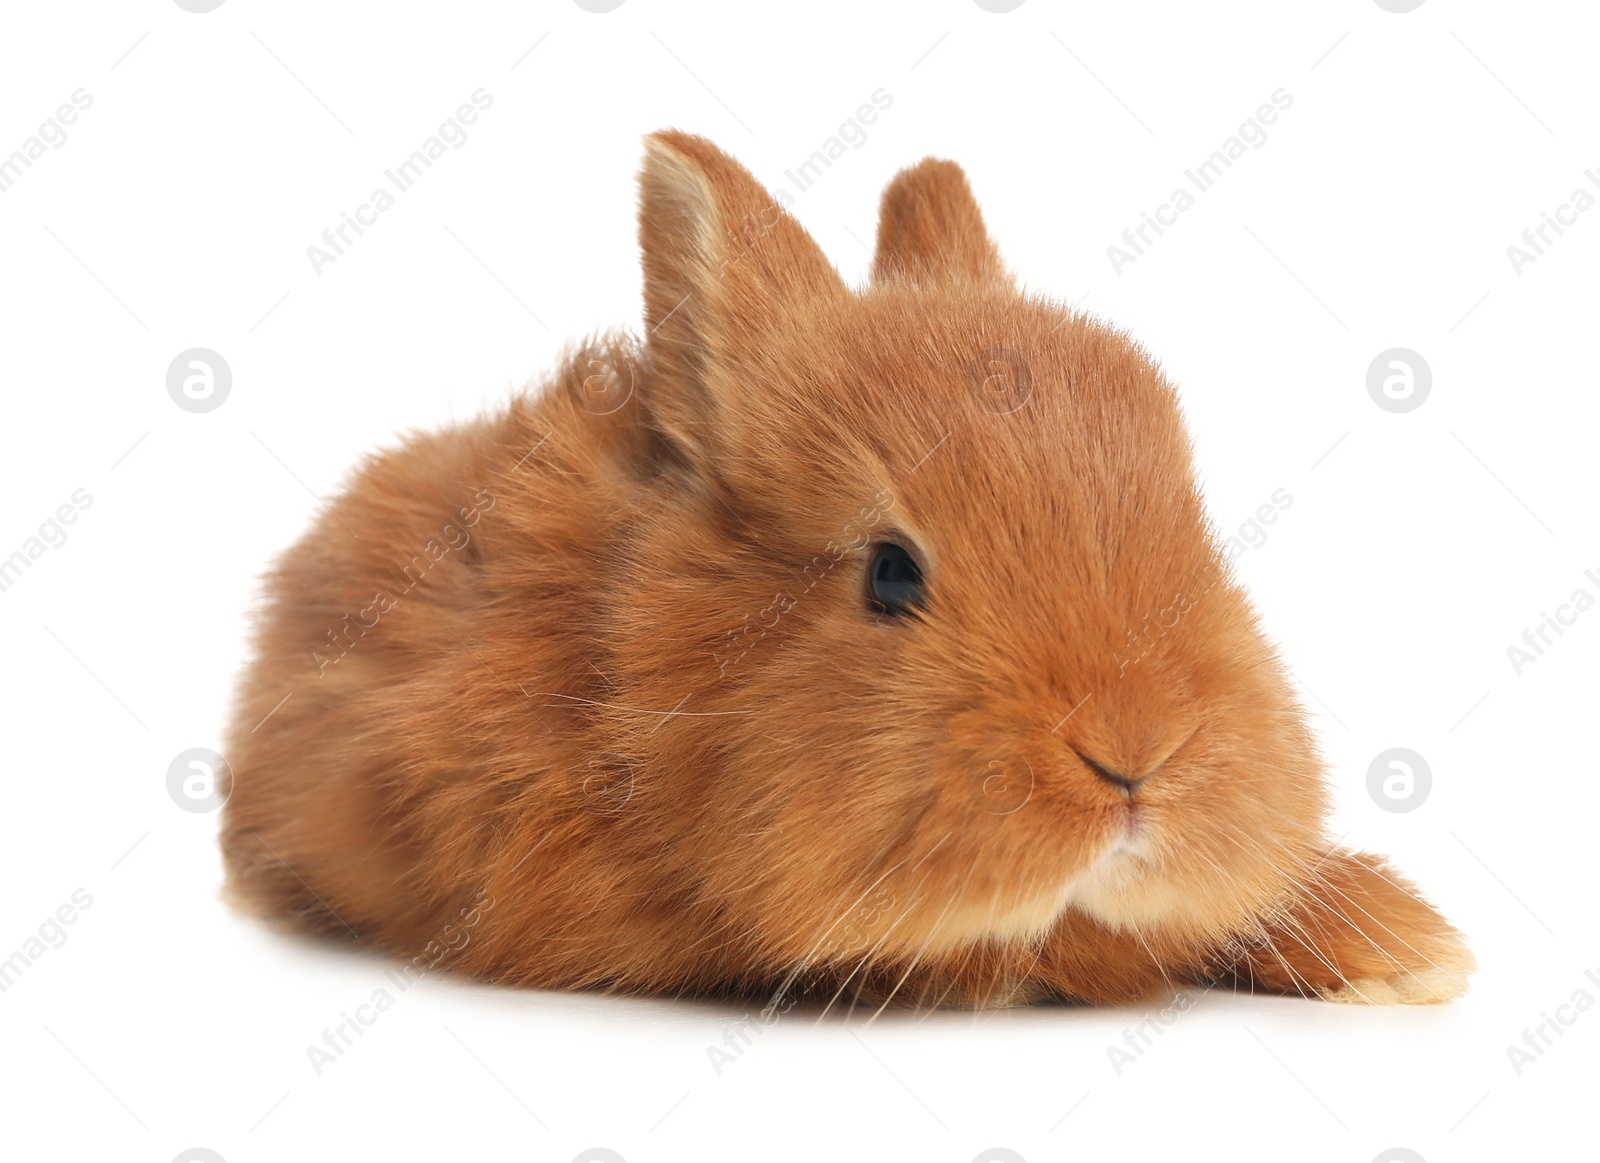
[935,809,1158,949]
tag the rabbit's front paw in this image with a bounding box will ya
[1220,849,1475,1005]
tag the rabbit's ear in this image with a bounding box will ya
[638,130,846,461]
[872,158,1009,288]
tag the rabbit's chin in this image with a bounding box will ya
[934,814,1168,951]
[1058,815,1256,942]
[1048,814,1170,932]
[982,809,1246,948]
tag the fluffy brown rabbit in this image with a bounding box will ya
[220,130,1473,1008]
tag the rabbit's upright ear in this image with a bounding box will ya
[638,130,846,463]
[871,158,1009,288]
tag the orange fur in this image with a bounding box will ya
[219,131,1473,1007]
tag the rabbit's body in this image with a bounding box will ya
[221,132,1472,1007]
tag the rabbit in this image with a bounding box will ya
[219,129,1473,1009]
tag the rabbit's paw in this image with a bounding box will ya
[1219,849,1475,1005]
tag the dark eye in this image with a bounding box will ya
[867,542,925,617]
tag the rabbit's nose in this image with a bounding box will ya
[1074,749,1145,793]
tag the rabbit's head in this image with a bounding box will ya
[602,131,1325,970]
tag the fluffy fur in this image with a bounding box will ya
[219,130,1473,1008]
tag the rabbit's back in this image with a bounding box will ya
[219,343,645,953]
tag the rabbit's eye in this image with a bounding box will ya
[867,542,925,617]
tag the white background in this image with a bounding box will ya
[1,1,1595,1161]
